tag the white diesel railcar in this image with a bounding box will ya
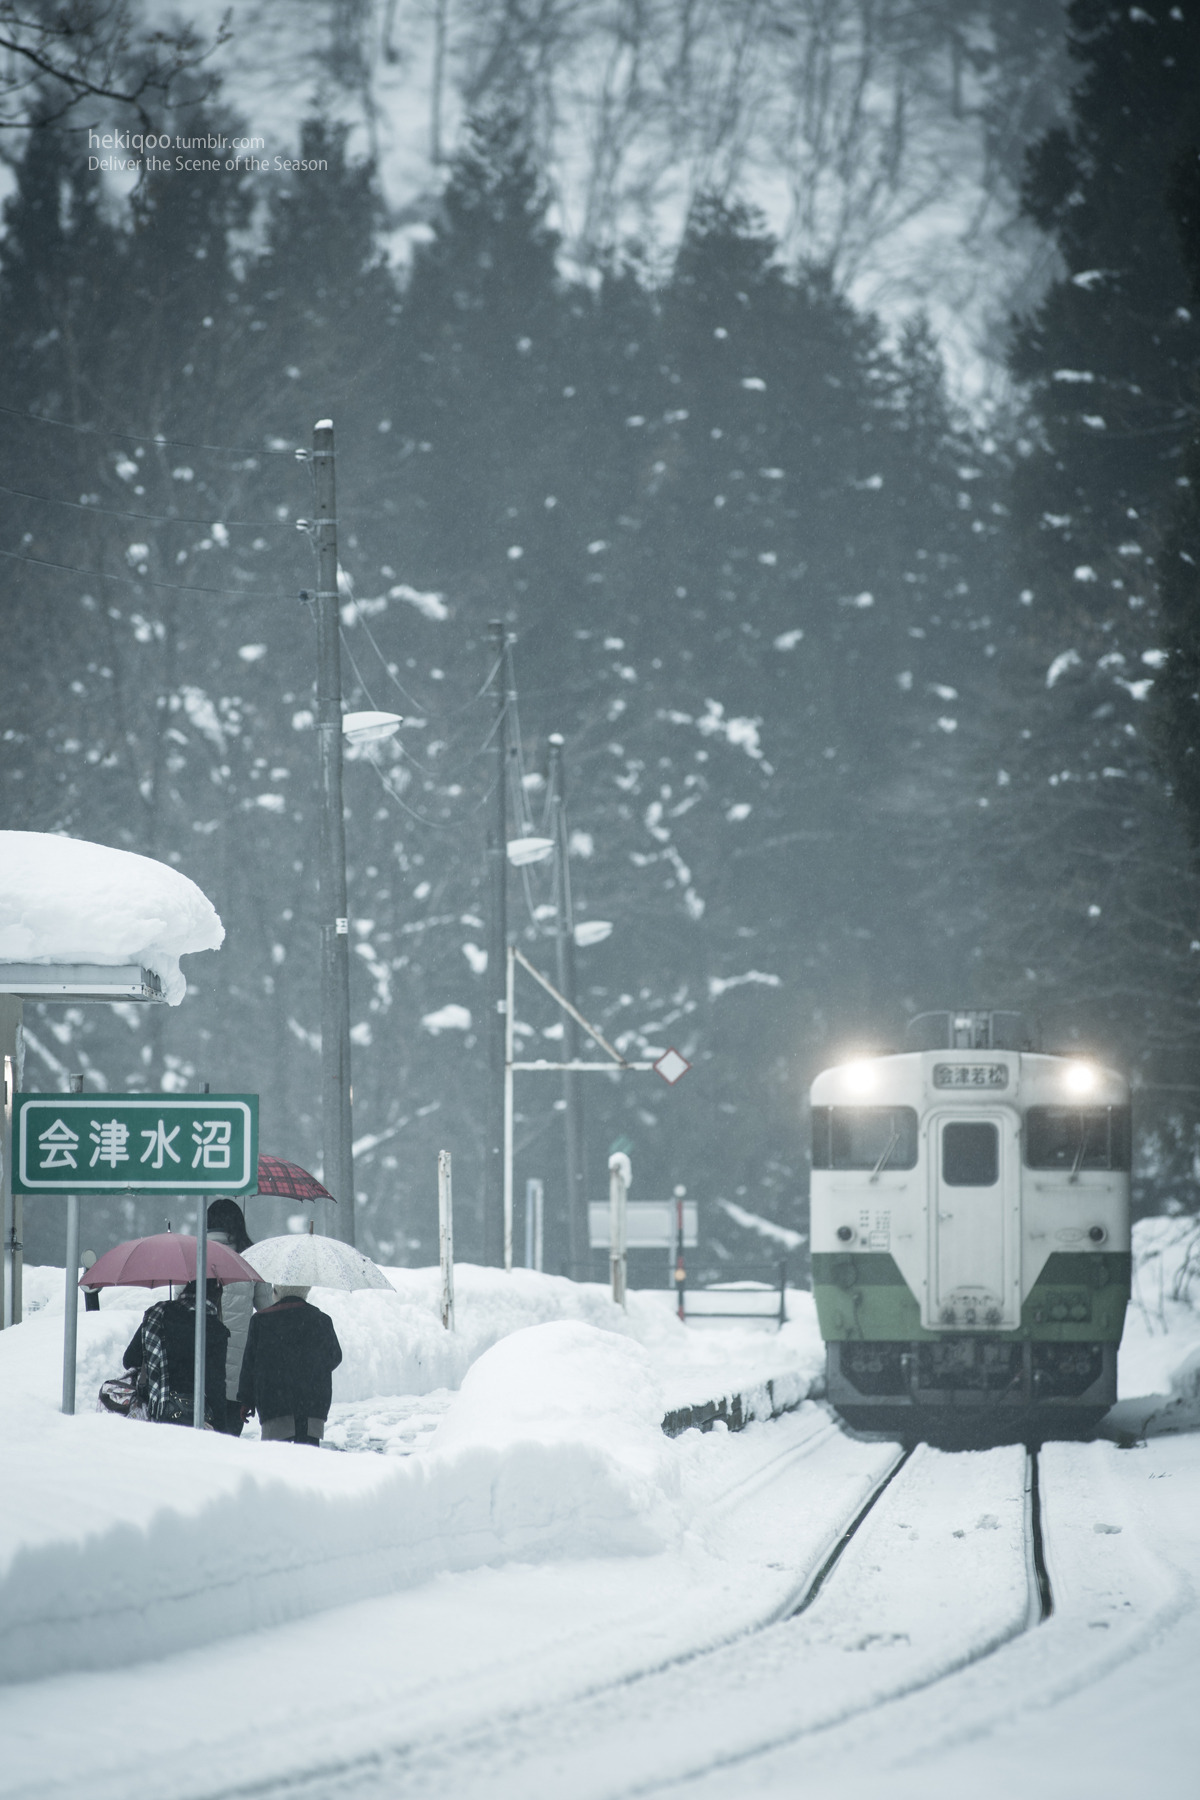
[809,1011,1131,1439]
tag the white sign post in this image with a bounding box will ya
[61,1194,80,1415]
[525,1177,544,1272]
[60,1074,84,1415]
[438,1149,455,1331]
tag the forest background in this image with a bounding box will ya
[2,0,1198,1277]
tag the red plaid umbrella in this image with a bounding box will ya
[255,1155,335,1203]
[81,1234,262,1289]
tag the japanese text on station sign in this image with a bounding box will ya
[13,1095,258,1193]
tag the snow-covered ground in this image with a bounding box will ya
[1,1221,1197,1799]
[11,1257,822,1421]
[0,1264,822,1686]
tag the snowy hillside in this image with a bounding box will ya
[178,0,1071,404]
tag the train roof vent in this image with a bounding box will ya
[904,1010,1038,1052]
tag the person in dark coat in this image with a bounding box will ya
[237,1285,342,1445]
[123,1280,230,1427]
[206,1197,272,1436]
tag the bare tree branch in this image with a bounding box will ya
[0,1,232,132]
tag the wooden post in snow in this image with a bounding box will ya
[608,1151,630,1310]
[438,1149,455,1330]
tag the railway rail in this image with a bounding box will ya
[187,1431,1055,1800]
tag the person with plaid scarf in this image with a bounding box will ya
[123,1280,230,1427]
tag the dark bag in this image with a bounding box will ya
[98,1373,138,1416]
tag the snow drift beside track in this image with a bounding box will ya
[13,1259,824,1417]
[0,1322,678,1685]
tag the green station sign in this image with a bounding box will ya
[12,1093,258,1194]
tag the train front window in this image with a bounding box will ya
[1024,1106,1131,1173]
[942,1121,999,1186]
[811,1106,919,1171]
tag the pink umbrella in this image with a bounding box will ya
[80,1233,262,1290]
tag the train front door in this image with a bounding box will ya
[927,1111,1020,1330]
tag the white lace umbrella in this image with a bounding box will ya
[245,1234,392,1292]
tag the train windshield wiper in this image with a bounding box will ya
[1069,1116,1088,1183]
[870,1129,899,1181]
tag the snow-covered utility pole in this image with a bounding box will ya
[61,1072,82,1414]
[438,1149,455,1330]
[548,736,585,1276]
[609,1151,630,1309]
[485,621,508,1268]
[312,419,355,1245]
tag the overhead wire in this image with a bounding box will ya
[365,746,499,831]
[337,627,444,778]
[349,601,501,720]
[0,477,287,530]
[338,624,501,790]
[306,448,491,716]
[336,626,434,780]
[338,624,515,828]
[350,606,457,716]
[502,637,556,938]
[0,543,287,600]
[0,400,300,457]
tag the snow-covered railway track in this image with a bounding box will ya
[7,1425,1191,1800]
[181,1440,1043,1800]
[4,1429,1094,1800]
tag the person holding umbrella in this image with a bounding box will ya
[122,1279,230,1428]
[206,1198,272,1437]
[236,1286,342,1446]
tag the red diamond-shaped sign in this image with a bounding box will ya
[653,1047,691,1086]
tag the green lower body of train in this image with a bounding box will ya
[812,1251,1131,1441]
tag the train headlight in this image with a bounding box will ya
[841,1060,878,1096]
[1063,1059,1098,1096]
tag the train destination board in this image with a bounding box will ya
[13,1093,258,1194]
[932,1062,1009,1089]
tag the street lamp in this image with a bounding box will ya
[574,920,613,946]
[342,711,403,746]
[506,836,554,866]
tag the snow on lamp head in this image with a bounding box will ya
[341,710,402,744]
[574,920,613,947]
[506,836,554,866]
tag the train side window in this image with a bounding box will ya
[811,1107,831,1168]
[942,1121,999,1186]
[1024,1106,1131,1172]
[811,1106,918,1171]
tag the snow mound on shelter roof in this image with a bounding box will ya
[0,1321,678,1684]
[0,831,223,1004]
